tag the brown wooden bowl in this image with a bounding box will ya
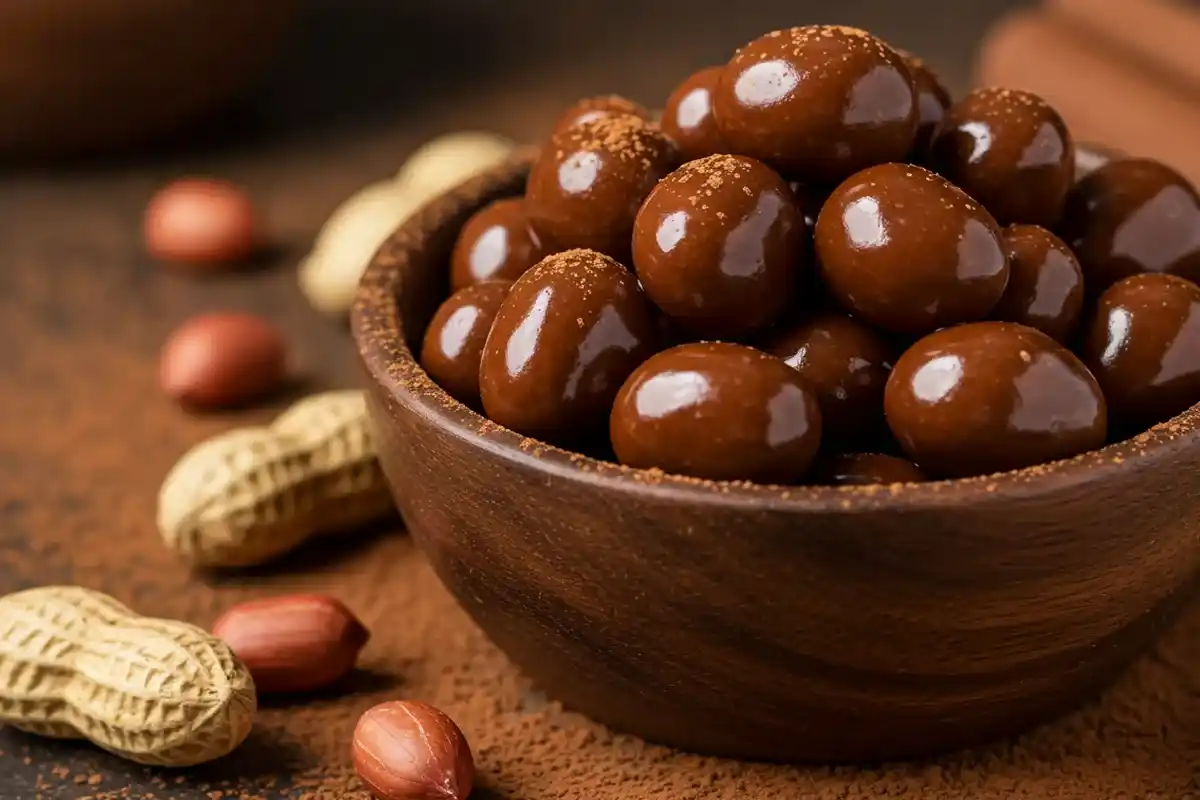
[351,152,1200,763]
[0,0,298,158]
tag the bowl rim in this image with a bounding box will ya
[352,150,1200,513]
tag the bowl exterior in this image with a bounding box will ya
[353,158,1200,762]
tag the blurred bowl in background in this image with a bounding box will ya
[0,0,299,159]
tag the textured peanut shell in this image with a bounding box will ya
[393,131,515,197]
[300,131,515,317]
[157,389,394,567]
[0,586,256,767]
[299,180,420,317]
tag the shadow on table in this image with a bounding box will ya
[0,726,308,786]
[198,519,400,585]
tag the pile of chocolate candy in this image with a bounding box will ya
[419,24,1200,485]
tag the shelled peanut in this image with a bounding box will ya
[145,177,258,272]
[353,700,476,800]
[0,586,256,767]
[157,389,395,567]
[160,312,289,409]
[299,131,515,316]
[213,594,370,694]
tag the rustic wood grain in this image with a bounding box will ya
[0,0,1024,795]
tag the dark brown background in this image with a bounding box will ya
[1,0,1034,797]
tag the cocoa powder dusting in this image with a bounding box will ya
[5,378,1200,800]
[3,130,1200,800]
[566,115,675,171]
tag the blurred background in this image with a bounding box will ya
[1,0,1198,239]
[237,0,1021,146]
[0,0,1079,161]
[3,0,1197,179]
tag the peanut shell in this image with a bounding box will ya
[0,586,256,767]
[394,131,515,199]
[157,389,394,567]
[299,180,419,316]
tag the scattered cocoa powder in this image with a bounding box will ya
[3,80,1200,800]
[4,439,1200,800]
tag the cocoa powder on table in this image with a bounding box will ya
[2,91,1199,800]
[5,466,1200,800]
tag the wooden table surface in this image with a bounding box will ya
[0,1,1022,796]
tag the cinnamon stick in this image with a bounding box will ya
[1046,0,1200,97]
[976,9,1200,186]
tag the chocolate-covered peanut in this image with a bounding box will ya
[661,67,727,162]
[610,342,822,483]
[450,199,550,290]
[526,115,677,259]
[763,312,893,445]
[991,224,1084,343]
[479,249,659,445]
[885,321,1107,478]
[632,155,805,340]
[820,453,927,486]
[815,163,1009,335]
[898,52,952,164]
[1081,273,1200,430]
[929,88,1074,227]
[712,25,918,184]
[549,95,652,139]
[1058,158,1200,293]
[421,281,513,408]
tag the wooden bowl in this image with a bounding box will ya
[351,153,1200,763]
[0,0,298,158]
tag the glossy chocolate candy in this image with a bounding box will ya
[1074,143,1121,180]
[661,67,727,162]
[420,280,512,408]
[1058,158,1200,294]
[763,312,893,445]
[884,321,1107,478]
[712,25,918,185]
[1081,273,1200,430]
[525,115,678,259]
[819,452,927,486]
[450,198,550,290]
[815,163,1009,335]
[991,224,1084,343]
[632,154,805,340]
[549,95,652,138]
[929,88,1075,228]
[610,342,822,483]
[898,52,952,164]
[479,249,659,445]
